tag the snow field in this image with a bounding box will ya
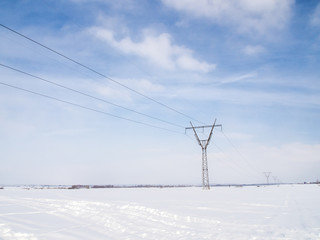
[0,184,319,239]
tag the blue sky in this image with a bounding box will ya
[1,0,320,185]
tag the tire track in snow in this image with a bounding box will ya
[1,186,320,240]
[11,198,222,239]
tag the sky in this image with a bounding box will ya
[0,0,320,186]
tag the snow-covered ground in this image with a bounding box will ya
[0,184,319,240]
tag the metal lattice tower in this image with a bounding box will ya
[263,172,272,185]
[186,119,222,190]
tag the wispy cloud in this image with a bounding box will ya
[1,0,320,185]
[219,72,257,85]
[162,0,294,37]
[172,82,320,108]
[310,2,320,27]
[88,27,216,73]
[243,45,266,56]
[217,141,320,182]
[94,78,165,101]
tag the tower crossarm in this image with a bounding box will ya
[206,119,216,148]
[186,119,222,190]
[189,121,203,148]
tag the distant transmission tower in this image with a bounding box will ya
[186,119,222,190]
[263,172,271,185]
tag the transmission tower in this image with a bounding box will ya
[186,119,222,190]
[263,172,271,185]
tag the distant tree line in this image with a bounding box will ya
[69,184,193,189]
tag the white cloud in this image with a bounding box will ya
[244,142,320,181]
[243,45,266,55]
[172,82,320,108]
[210,130,320,182]
[219,72,257,84]
[162,0,294,37]
[69,0,136,9]
[131,79,165,93]
[95,84,133,102]
[310,2,320,27]
[89,27,216,73]
[96,78,164,97]
[177,55,216,72]
[207,139,320,183]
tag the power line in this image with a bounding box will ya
[185,125,249,182]
[0,63,184,129]
[263,172,272,185]
[221,131,262,178]
[186,127,252,183]
[0,81,184,135]
[211,142,252,181]
[185,119,222,189]
[212,141,261,181]
[0,23,204,125]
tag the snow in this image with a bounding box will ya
[0,184,319,240]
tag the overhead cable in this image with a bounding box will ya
[0,81,184,135]
[217,131,262,179]
[0,23,204,125]
[221,131,261,173]
[212,142,261,180]
[0,63,184,129]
